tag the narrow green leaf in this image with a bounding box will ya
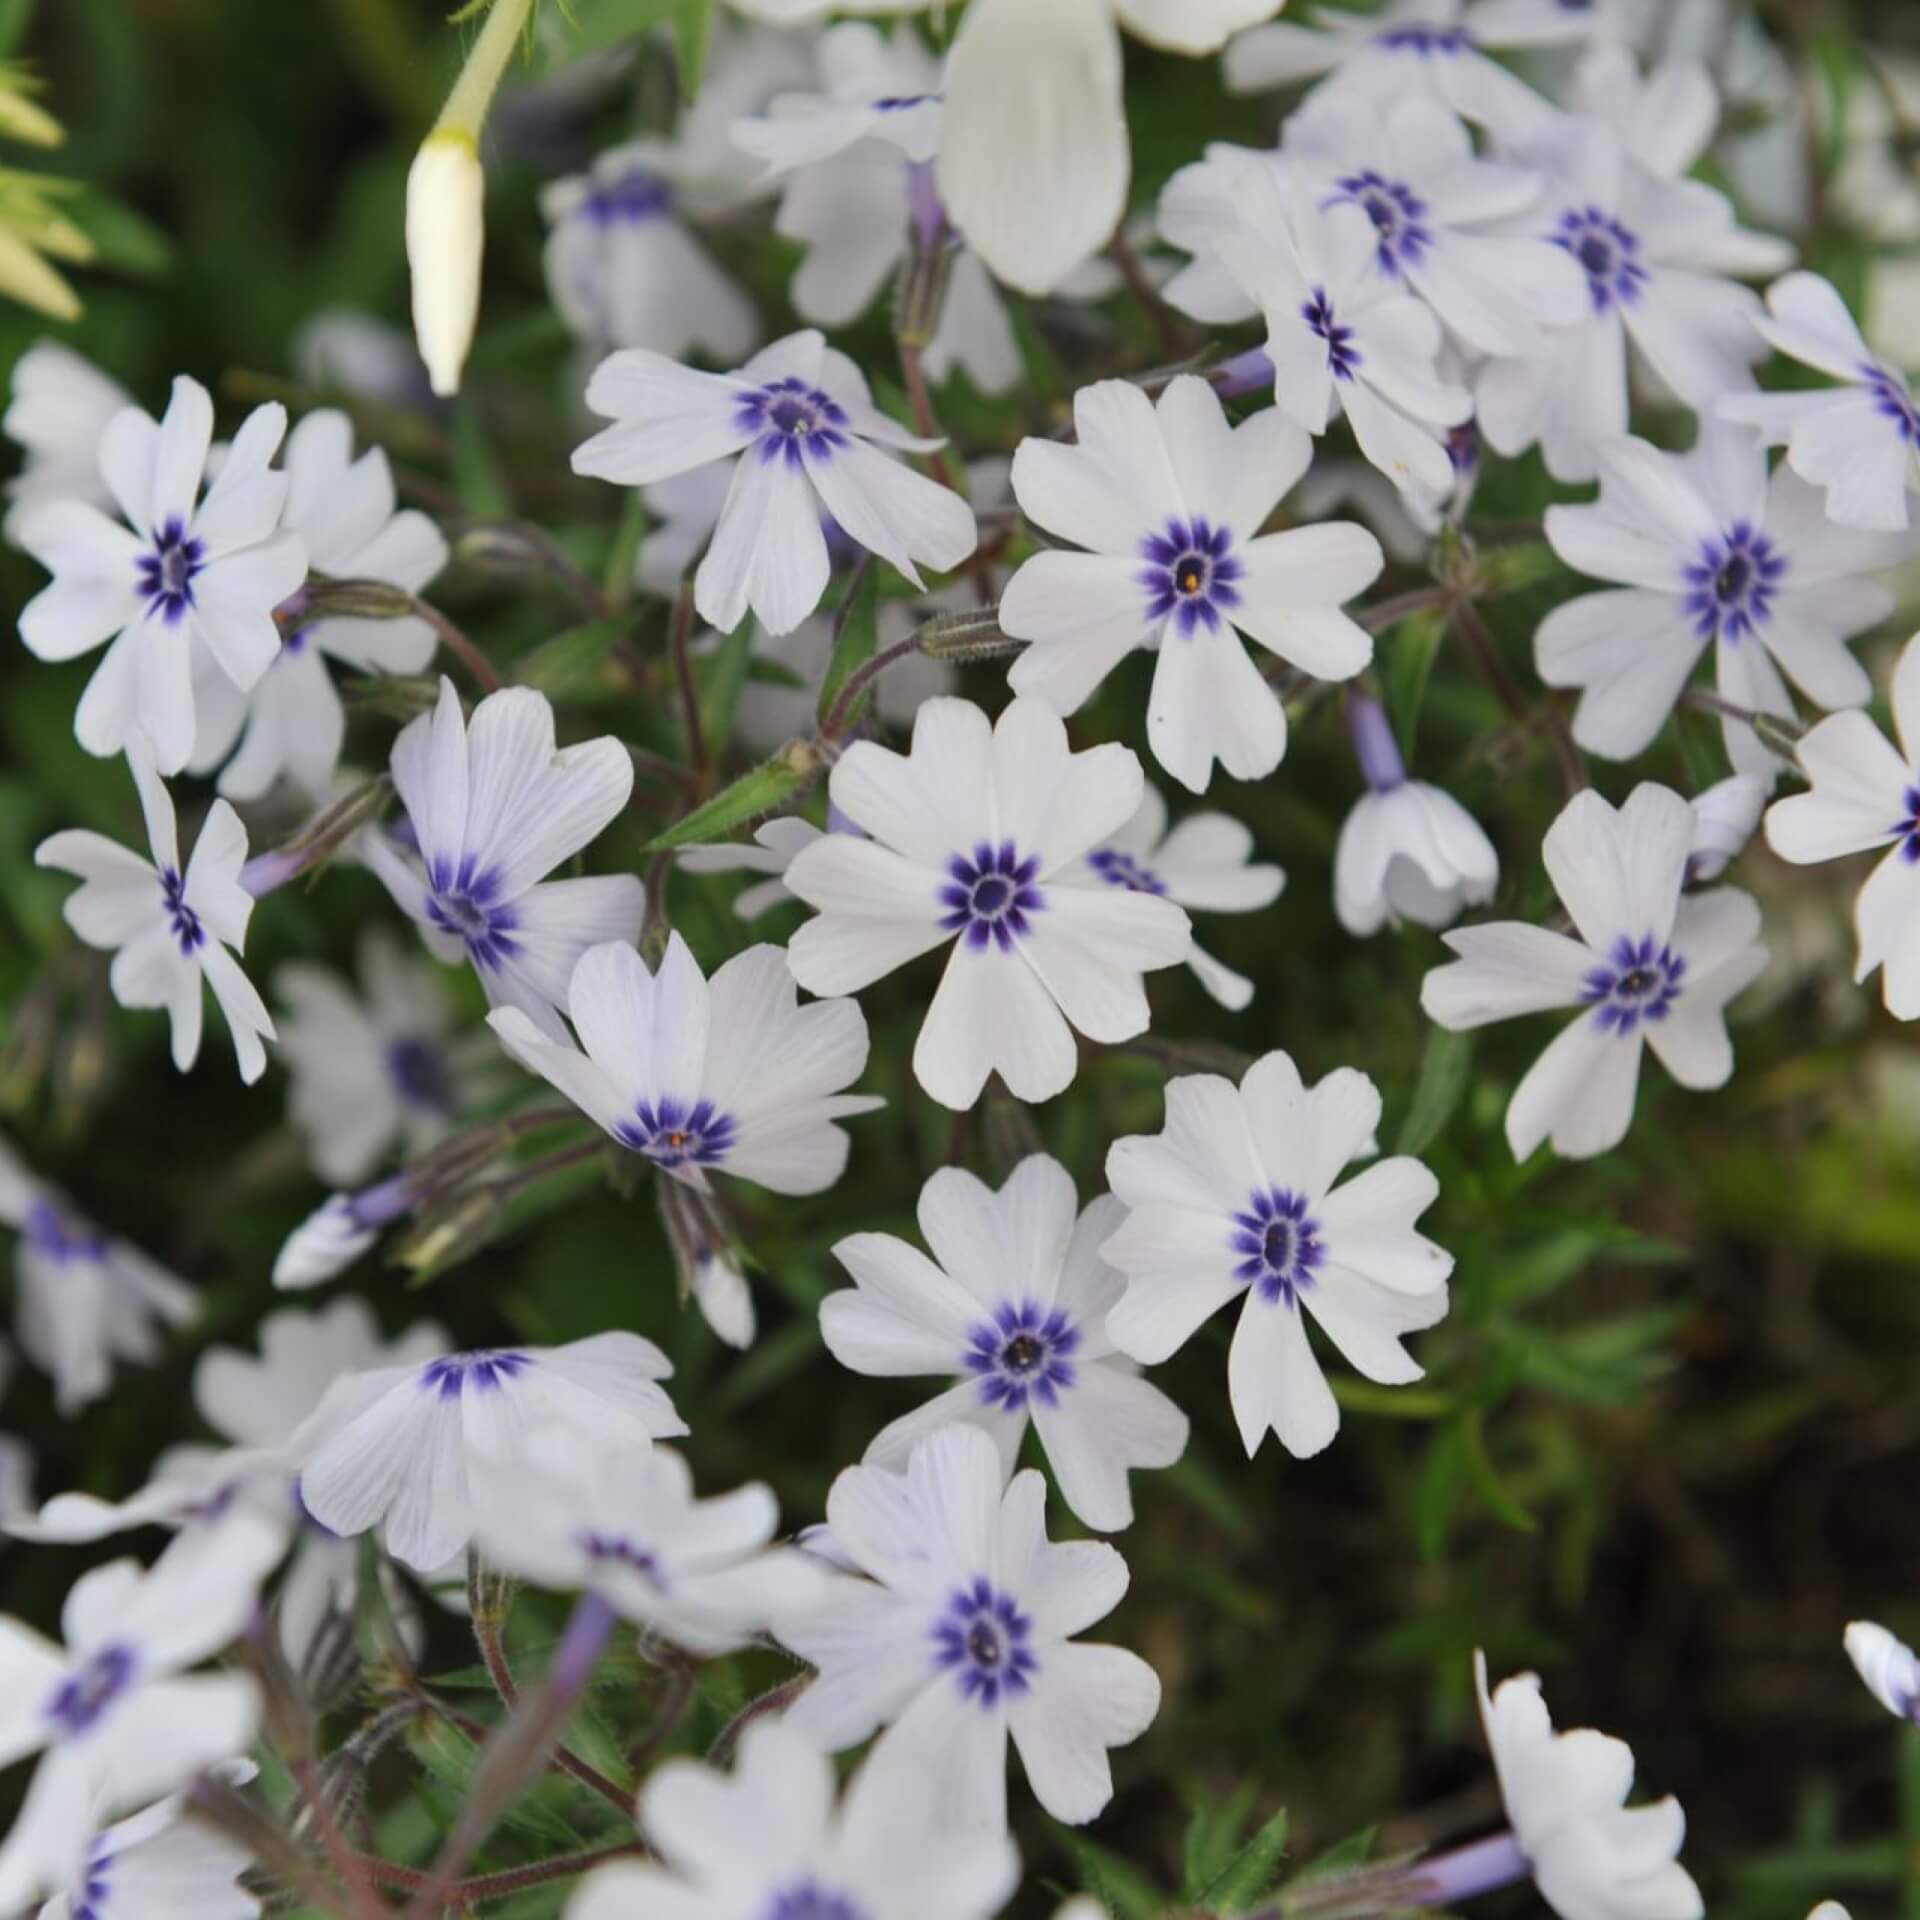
[1180,1782,1256,1901]
[1196,1805,1290,1913]
[1413,1419,1466,1561]
[1384,609,1447,762]
[1395,1026,1473,1157]
[512,618,623,695]
[64,191,174,278]
[0,1,38,58]
[1053,1828,1164,1920]
[641,756,813,853]
[700,614,756,756]
[1461,1410,1536,1534]
[815,564,880,731]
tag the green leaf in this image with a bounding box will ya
[1384,609,1447,763]
[815,563,880,732]
[1395,1026,1472,1157]
[1288,1827,1378,1886]
[1413,1419,1466,1561]
[63,190,174,278]
[1181,1784,1256,1903]
[699,614,756,757]
[640,755,814,853]
[1053,1828,1165,1920]
[553,0,717,90]
[0,0,37,58]
[1194,1805,1290,1913]
[511,618,623,696]
[1461,1410,1536,1534]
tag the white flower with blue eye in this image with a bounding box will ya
[36,743,275,1084]
[189,408,448,803]
[288,1330,686,1572]
[0,1134,196,1417]
[1103,1050,1451,1460]
[2,340,130,541]
[567,1719,1020,1920]
[1764,633,1920,1021]
[776,1422,1161,1832]
[1422,784,1769,1160]
[34,1784,259,1920]
[784,696,1192,1110]
[1536,429,1908,778]
[489,933,883,1201]
[1065,783,1285,1009]
[1845,1619,1920,1723]
[821,1155,1189,1533]
[16,375,307,774]
[0,1508,284,1912]
[361,677,644,1044]
[1000,375,1384,794]
[1722,272,1920,534]
[572,328,977,638]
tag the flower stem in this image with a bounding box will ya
[668,582,707,780]
[411,592,503,692]
[1401,1830,1531,1907]
[352,1841,647,1903]
[439,0,536,138]
[898,337,960,494]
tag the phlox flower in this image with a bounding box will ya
[1000,375,1384,793]
[476,1431,825,1654]
[34,1785,258,1920]
[289,1330,686,1571]
[17,374,307,774]
[567,1719,1019,1920]
[1470,1651,1703,1920]
[571,329,976,637]
[1686,774,1766,883]
[489,933,882,1197]
[1764,633,1920,1018]
[293,306,432,411]
[1065,784,1285,1009]
[1536,429,1908,778]
[821,1154,1189,1532]
[3,340,129,540]
[0,1509,284,1910]
[36,743,275,1083]
[274,928,469,1187]
[1844,1619,1920,1722]
[1721,272,1920,534]
[361,677,644,1042]
[1335,693,1499,937]
[777,1422,1161,1831]
[1422,784,1769,1159]
[1103,1050,1452,1459]
[784,696,1192,1109]
[0,1135,195,1416]
[680,815,825,920]
[190,409,448,802]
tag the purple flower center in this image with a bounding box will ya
[23,1197,108,1266]
[44,1643,138,1737]
[1087,847,1168,894]
[1682,522,1787,643]
[418,1350,531,1399]
[1303,287,1361,380]
[1231,1187,1325,1308]
[737,377,851,470]
[1859,361,1920,447]
[385,1036,454,1113]
[425,856,521,971]
[1335,171,1433,276]
[938,840,1043,952]
[1893,784,1920,862]
[136,516,204,626]
[1375,25,1471,53]
[933,1578,1037,1707]
[1554,207,1648,313]
[1140,515,1244,637]
[762,1883,870,1920]
[160,865,204,955]
[72,1840,112,1920]
[965,1298,1079,1411]
[620,1096,738,1170]
[1582,934,1686,1033]
[577,1531,668,1588]
[583,166,673,225]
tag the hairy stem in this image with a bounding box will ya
[410,593,503,693]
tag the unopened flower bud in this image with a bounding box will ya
[407,129,485,399]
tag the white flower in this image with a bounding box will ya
[407,130,484,398]
[190,409,448,802]
[476,1432,824,1653]
[361,677,644,1042]
[3,340,130,540]
[1292,456,1440,566]
[1280,95,1589,357]
[634,464,735,598]
[680,816,825,920]
[292,306,431,410]
[777,1422,1161,1831]
[34,1787,258,1920]
[1224,0,1583,140]
[271,1193,381,1292]
[275,929,465,1186]
[1536,429,1908,778]
[1475,1650,1703,1920]
[732,19,941,176]
[542,141,758,362]
[289,1330,686,1571]
[784,696,1192,1109]
[1763,634,1920,1018]
[566,1719,1019,1920]
[1197,168,1476,500]
[36,743,276,1083]
[490,933,882,1196]
[0,1134,196,1416]
[1336,691,1499,937]
[822,1155,1189,1532]
[1063,784,1285,1009]
[1686,774,1767,883]
[1844,1619,1920,1722]
[572,329,976,637]
[1721,272,1920,534]
[1102,1050,1452,1460]
[0,1510,283,1911]
[1000,375,1383,793]
[1422,784,1769,1159]
[1475,118,1792,485]
[16,375,307,773]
